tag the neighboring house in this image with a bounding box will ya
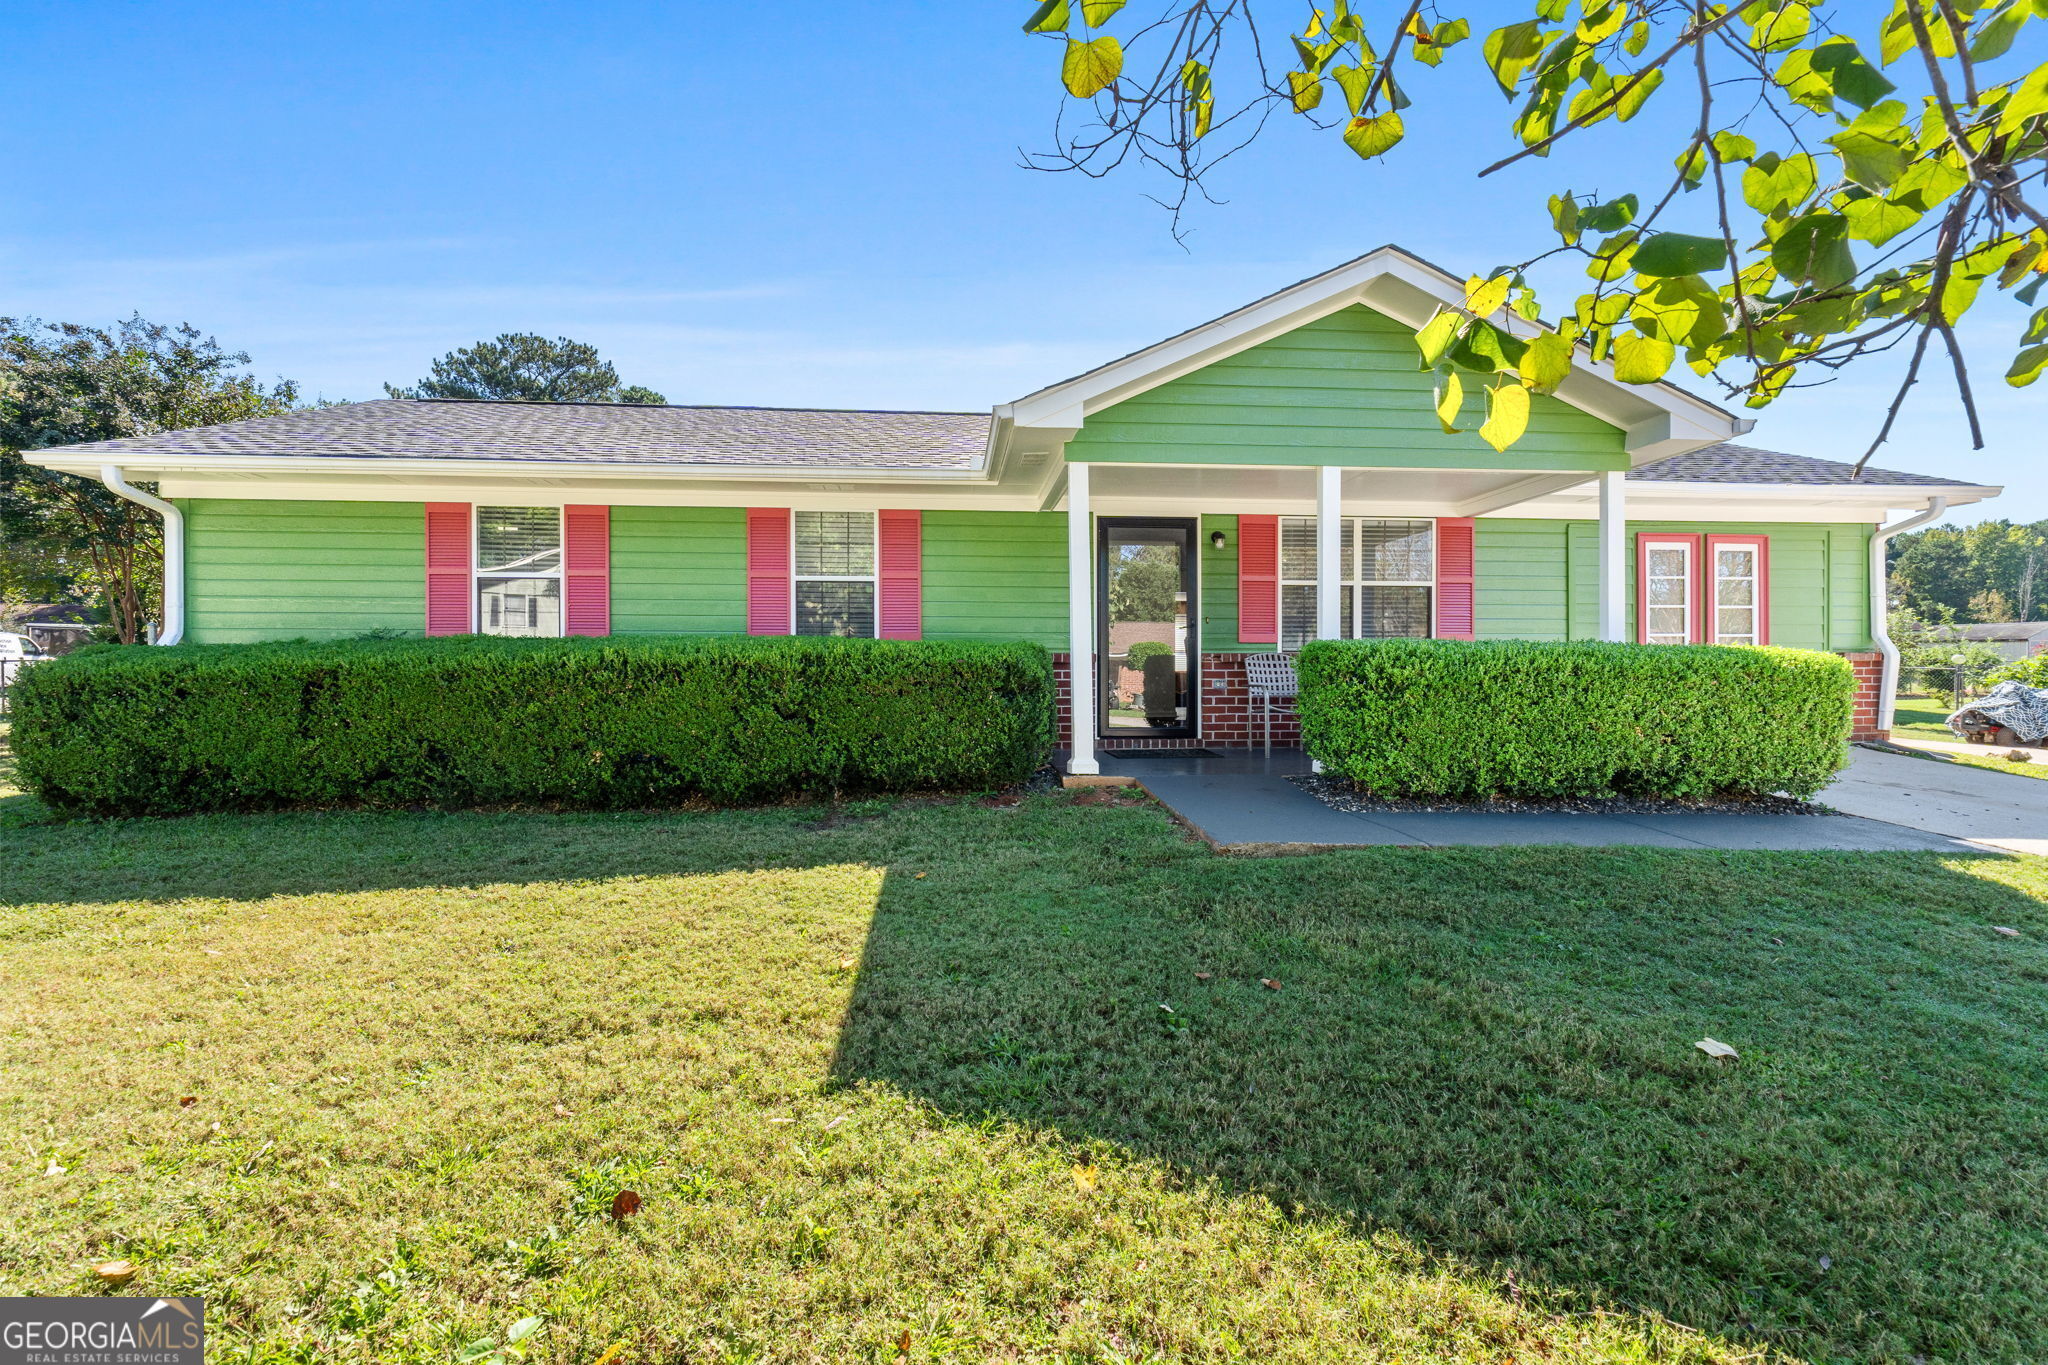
[0,604,97,655]
[24,248,2000,768]
[1950,621,2048,660]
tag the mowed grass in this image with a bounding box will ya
[1,780,2046,1363]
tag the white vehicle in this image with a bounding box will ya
[0,633,49,665]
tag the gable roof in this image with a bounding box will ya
[1952,621,2048,641]
[33,398,994,472]
[1631,443,1965,487]
[997,245,1752,463]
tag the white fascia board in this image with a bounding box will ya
[28,452,995,485]
[1495,479,1995,522]
[153,473,1047,512]
[999,246,1750,459]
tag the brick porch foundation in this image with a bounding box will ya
[1054,649,1889,749]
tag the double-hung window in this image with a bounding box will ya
[476,506,563,637]
[1706,537,1765,644]
[1638,537,1697,645]
[1278,517,1435,650]
[794,510,877,637]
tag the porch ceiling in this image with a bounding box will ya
[1080,461,1586,518]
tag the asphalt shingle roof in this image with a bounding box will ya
[43,398,994,471]
[1631,442,1964,486]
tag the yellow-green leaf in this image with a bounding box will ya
[1024,0,1071,34]
[1749,4,1813,53]
[2006,342,2048,387]
[1081,0,1125,24]
[1415,311,1464,368]
[1615,68,1663,121]
[1519,332,1574,395]
[1062,36,1123,97]
[1610,332,1676,383]
[1435,369,1465,433]
[1465,274,1513,317]
[1742,152,1818,217]
[1331,63,1372,113]
[1342,111,1404,159]
[1841,194,1922,245]
[1287,71,1324,112]
[1478,382,1532,452]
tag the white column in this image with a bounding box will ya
[1598,468,1627,642]
[1316,465,1343,640]
[1065,462,1099,775]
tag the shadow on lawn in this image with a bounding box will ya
[829,829,2048,1363]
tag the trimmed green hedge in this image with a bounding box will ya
[11,635,1055,816]
[1295,638,1853,800]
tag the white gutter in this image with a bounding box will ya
[99,465,184,646]
[1870,496,1948,734]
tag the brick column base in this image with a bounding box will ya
[1842,650,1886,743]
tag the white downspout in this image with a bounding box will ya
[98,464,184,646]
[1870,496,1948,735]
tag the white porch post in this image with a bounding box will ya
[1315,465,1343,640]
[1065,462,1099,775]
[1597,468,1628,642]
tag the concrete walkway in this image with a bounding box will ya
[1821,746,2047,856]
[1086,749,1980,854]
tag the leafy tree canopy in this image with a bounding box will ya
[0,317,299,642]
[1891,515,2048,618]
[386,334,668,404]
[1023,0,2048,464]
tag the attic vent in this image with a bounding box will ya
[809,483,856,492]
[1016,450,1049,468]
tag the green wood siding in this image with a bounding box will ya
[1064,305,1629,472]
[609,506,747,635]
[181,498,425,644]
[1472,518,1872,651]
[921,510,1066,648]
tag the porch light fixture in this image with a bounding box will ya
[1209,530,1227,550]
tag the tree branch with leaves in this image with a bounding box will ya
[1022,0,2048,467]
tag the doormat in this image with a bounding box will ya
[1103,747,1220,758]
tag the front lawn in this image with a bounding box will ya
[2,785,2045,1363]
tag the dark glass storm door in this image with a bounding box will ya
[1097,517,1198,739]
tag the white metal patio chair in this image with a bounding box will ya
[1242,652,1298,753]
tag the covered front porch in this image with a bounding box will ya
[1052,458,1636,775]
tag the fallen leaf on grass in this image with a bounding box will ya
[823,1115,848,1131]
[43,1158,64,1177]
[1994,926,2021,937]
[766,1117,795,1124]
[178,1096,197,1108]
[610,1190,642,1221]
[897,1329,912,1356]
[1194,972,1213,982]
[1260,978,1281,991]
[1072,1164,1100,1193]
[93,1260,136,1285]
[838,957,856,971]
[1695,1038,1739,1060]
[589,1343,629,1365]
[1819,1255,1832,1271]
[914,872,926,880]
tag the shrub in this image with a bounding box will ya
[11,634,1054,816]
[1987,654,2048,688]
[1294,638,1853,800]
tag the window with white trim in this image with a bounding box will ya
[1640,539,1695,645]
[476,506,563,637]
[1709,540,1762,644]
[795,510,876,637]
[1278,518,1434,650]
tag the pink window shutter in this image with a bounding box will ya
[563,504,611,636]
[424,502,472,636]
[1236,515,1280,645]
[746,508,793,635]
[877,509,922,639]
[1434,517,1477,640]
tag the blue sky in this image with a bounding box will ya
[6,1,2041,523]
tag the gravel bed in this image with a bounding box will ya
[1290,772,1828,817]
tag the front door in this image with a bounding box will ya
[1097,517,1198,739]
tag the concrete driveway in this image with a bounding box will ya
[1823,747,2048,855]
